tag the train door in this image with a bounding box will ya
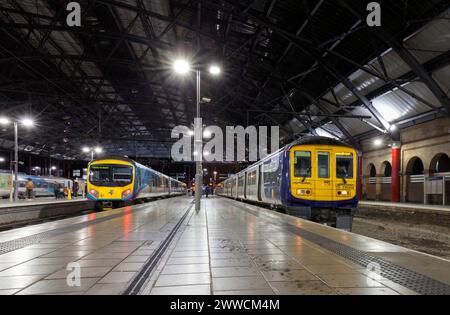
[315,151,333,201]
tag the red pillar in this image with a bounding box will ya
[357,155,363,200]
[391,142,401,202]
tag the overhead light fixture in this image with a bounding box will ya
[21,118,34,127]
[188,130,194,136]
[389,125,397,131]
[203,130,212,138]
[0,117,10,125]
[173,59,191,75]
[374,139,383,146]
[94,147,103,153]
[209,65,221,76]
[82,147,90,153]
[0,157,5,162]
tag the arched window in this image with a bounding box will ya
[369,164,376,177]
[406,157,424,175]
[430,153,450,174]
[381,161,392,177]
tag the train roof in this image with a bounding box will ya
[90,156,184,184]
[287,136,354,149]
[221,136,354,182]
[90,156,136,164]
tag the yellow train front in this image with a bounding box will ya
[87,157,185,210]
[216,137,359,230]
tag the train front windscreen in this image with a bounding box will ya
[89,165,133,187]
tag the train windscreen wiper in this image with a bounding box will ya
[301,167,311,183]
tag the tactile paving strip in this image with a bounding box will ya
[236,203,450,295]
[123,203,193,295]
[0,210,138,255]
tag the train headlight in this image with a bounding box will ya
[89,189,99,198]
[122,189,132,198]
[297,189,305,195]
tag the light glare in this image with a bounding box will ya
[21,118,34,127]
[0,117,10,125]
[173,59,190,75]
[209,65,221,75]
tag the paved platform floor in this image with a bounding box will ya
[0,197,87,209]
[0,196,449,295]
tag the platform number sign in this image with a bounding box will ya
[66,2,81,27]
[367,2,381,27]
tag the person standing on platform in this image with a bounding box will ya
[54,183,60,199]
[205,185,209,198]
[73,179,79,198]
[25,178,34,199]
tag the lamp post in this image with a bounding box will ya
[83,146,102,161]
[173,59,221,212]
[0,117,34,201]
[50,166,57,176]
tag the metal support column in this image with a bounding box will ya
[13,121,18,202]
[195,70,202,212]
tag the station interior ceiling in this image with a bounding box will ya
[0,0,449,160]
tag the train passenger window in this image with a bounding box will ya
[318,152,330,178]
[336,154,353,178]
[294,151,311,178]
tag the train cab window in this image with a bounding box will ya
[336,153,354,179]
[90,165,133,187]
[113,167,133,184]
[294,151,311,178]
[318,152,330,178]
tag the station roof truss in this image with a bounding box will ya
[0,0,449,158]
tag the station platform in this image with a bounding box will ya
[0,196,450,295]
[0,198,93,227]
[359,201,450,212]
[358,201,450,228]
[0,197,87,209]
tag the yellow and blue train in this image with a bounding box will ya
[216,136,359,230]
[87,157,186,209]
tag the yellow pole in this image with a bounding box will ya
[67,188,72,200]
